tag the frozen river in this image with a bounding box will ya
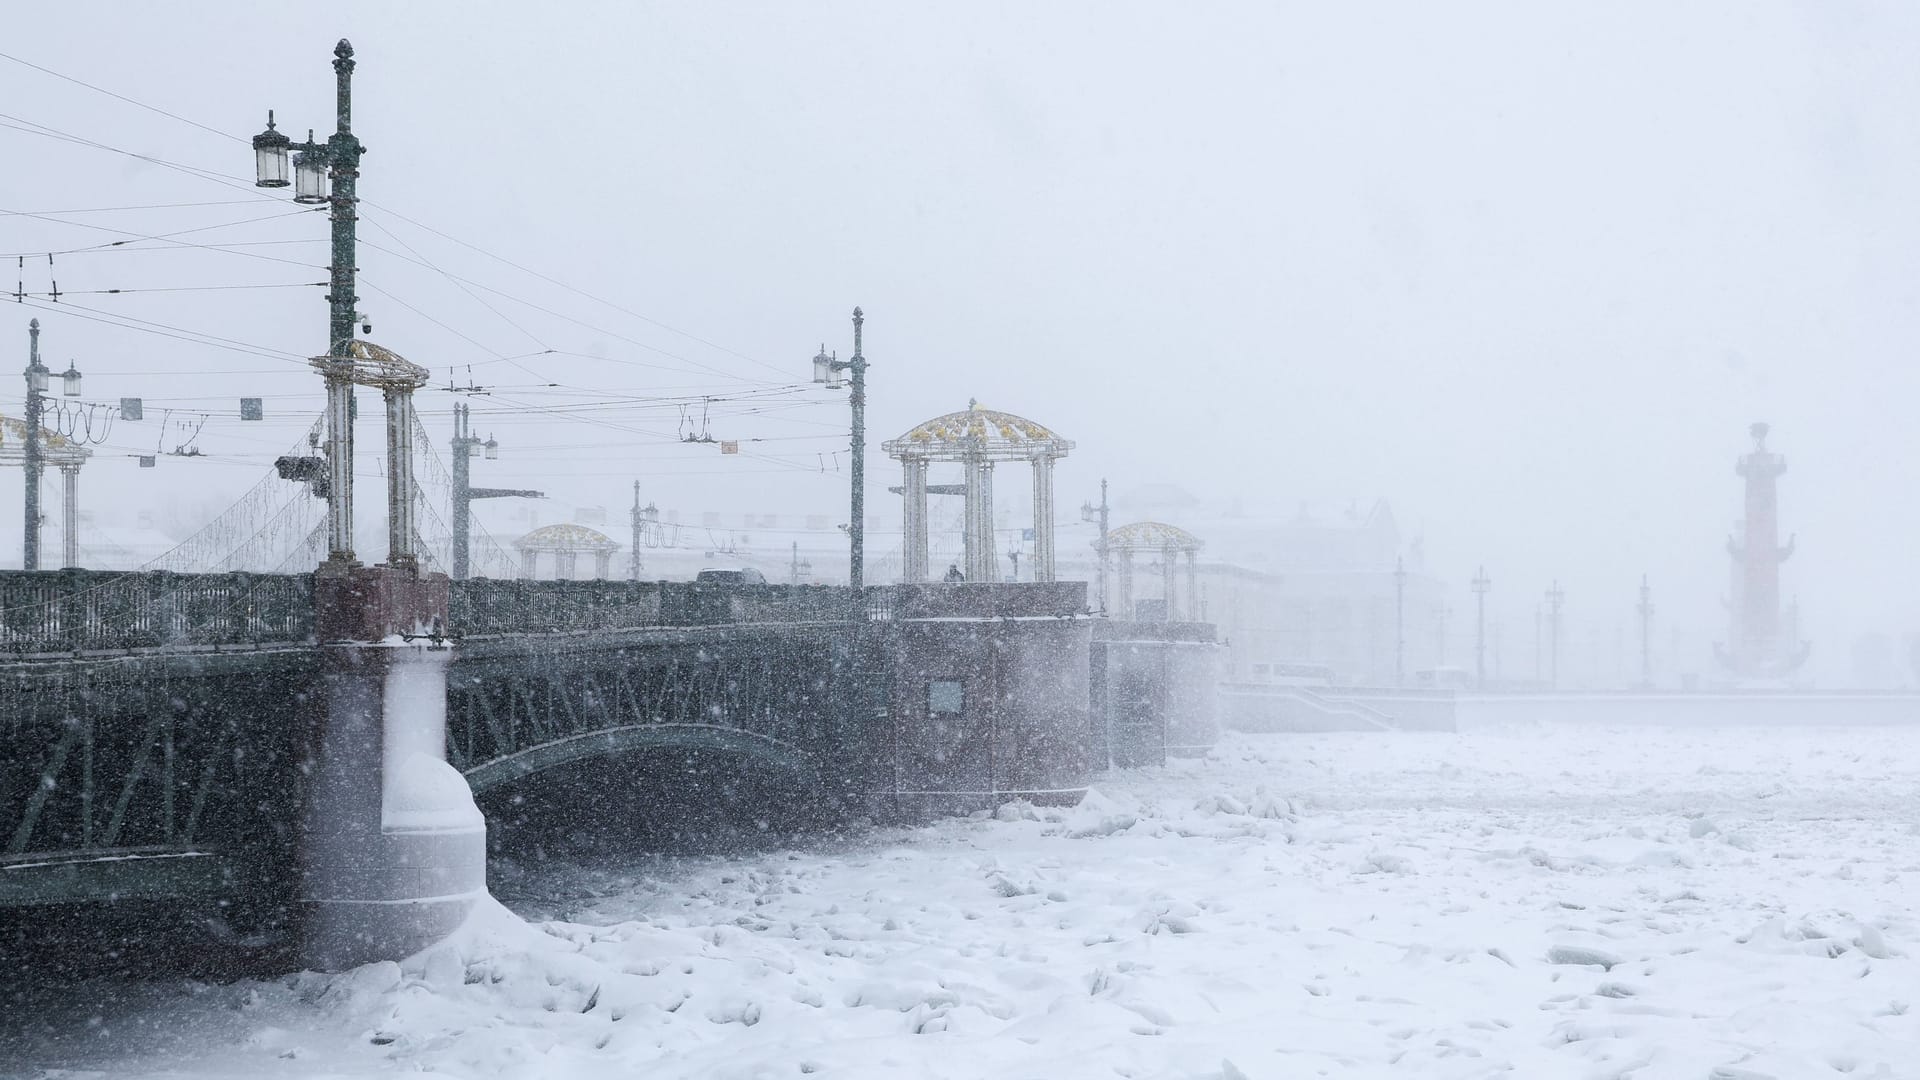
[5,722,1917,1079]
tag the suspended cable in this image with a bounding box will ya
[0,50,249,145]
[0,112,283,203]
[17,295,310,365]
[361,198,796,381]
[0,199,265,217]
[16,280,324,297]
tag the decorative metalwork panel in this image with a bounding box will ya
[449,580,857,636]
[0,650,316,904]
[447,626,851,783]
[0,571,314,655]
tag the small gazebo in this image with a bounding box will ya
[1107,521,1203,621]
[882,401,1073,583]
[0,414,91,569]
[515,523,620,580]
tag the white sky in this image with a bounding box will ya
[3,1,1918,680]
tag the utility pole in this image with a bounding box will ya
[448,403,538,579]
[1394,555,1407,687]
[20,320,48,571]
[631,482,654,581]
[1546,580,1565,689]
[1637,574,1654,689]
[1471,566,1491,689]
[1080,479,1111,614]
[1533,603,1543,683]
[811,309,869,590]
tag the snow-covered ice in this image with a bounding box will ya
[5,721,1918,1078]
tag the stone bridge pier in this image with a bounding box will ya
[300,567,485,971]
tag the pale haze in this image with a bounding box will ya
[5,2,1917,680]
[6,5,1920,1079]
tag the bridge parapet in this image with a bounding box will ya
[0,569,314,655]
[449,579,861,635]
[868,581,1087,621]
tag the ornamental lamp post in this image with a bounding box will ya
[21,319,49,570]
[251,39,368,572]
[1636,574,1655,689]
[449,403,541,580]
[812,309,870,590]
[1471,565,1491,689]
[1393,555,1407,687]
[1546,580,1566,689]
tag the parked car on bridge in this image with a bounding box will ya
[696,567,767,585]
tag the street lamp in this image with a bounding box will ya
[1546,580,1565,689]
[1636,574,1654,689]
[1393,555,1407,687]
[450,403,541,580]
[251,39,368,571]
[812,309,870,590]
[252,112,291,187]
[1471,566,1491,689]
[1080,478,1110,614]
[21,319,49,571]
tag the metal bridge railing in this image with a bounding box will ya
[449,579,862,636]
[0,570,315,655]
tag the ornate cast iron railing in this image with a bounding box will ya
[449,579,860,636]
[0,570,316,655]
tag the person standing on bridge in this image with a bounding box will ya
[944,563,965,583]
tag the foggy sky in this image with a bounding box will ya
[4,1,1918,681]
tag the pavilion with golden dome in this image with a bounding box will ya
[881,401,1073,583]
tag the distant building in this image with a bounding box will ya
[1058,487,1448,687]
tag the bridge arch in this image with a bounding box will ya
[460,723,818,797]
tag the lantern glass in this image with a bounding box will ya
[60,362,81,397]
[812,352,832,385]
[824,365,845,390]
[293,152,329,204]
[253,115,291,188]
[26,364,48,395]
[484,436,498,460]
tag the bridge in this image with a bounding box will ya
[0,567,1213,969]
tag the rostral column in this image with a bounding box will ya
[1716,422,1809,679]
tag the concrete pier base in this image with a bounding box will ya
[299,568,485,971]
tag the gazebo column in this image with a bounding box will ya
[1185,550,1198,621]
[962,454,991,582]
[59,465,80,569]
[554,550,578,580]
[521,550,539,580]
[1117,550,1134,619]
[902,457,929,582]
[1161,545,1176,622]
[1030,455,1055,582]
[593,551,612,579]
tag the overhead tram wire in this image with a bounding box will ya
[356,235,776,386]
[0,204,327,266]
[1,199,266,216]
[0,49,248,146]
[0,112,289,205]
[359,198,797,382]
[18,295,311,366]
[2,57,797,389]
[360,216,549,353]
[16,281,325,297]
